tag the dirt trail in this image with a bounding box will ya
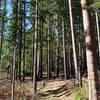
[0,79,79,100]
[38,79,78,100]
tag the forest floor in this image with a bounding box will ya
[38,79,80,100]
[0,75,88,100]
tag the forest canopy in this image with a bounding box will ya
[0,0,100,100]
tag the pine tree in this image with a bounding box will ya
[95,11,100,67]
[62,17,67,80]
[0,0,6,70]
[81,0,99,99]
[33,0,38,94]
[68,0,80,86]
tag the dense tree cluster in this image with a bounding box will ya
[0,0,100,100]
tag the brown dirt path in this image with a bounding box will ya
[0,79,79,100]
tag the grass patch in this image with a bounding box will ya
[74,84,88,100]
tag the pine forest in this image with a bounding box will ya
[0,0,100,100]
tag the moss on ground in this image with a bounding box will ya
[74,84,88,100]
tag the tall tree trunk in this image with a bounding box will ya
[32,23,35,81]
[12,0,19,81]
[47,20,50,80]
[68,51,72,78]
[78,42,82,87]
[33,0,38,94]
[95,11,100,67]
[39,21,43,79]
[81,0,99,99]
[68,0,80,85]
[56,15,59,78]
[56,31,59,78]
[62,18,67,80]
[22,0,26,82]
[37,45,40,79]
[11,0,18,99]
[18,0,23,81]
[11,48,16,100]
[0,0,6,70]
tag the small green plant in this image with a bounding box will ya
[50,96,55,100]
[20,96,26,100]
[74,84,88,100]
[24,67,32,77]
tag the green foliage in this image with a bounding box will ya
[49,96,56,100]
[91,0,100,11]
[74,84,88,100]
[24,67,32,77]
[19,96,26,100]
[1,41,12,72]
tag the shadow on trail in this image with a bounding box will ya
[39,83,71,97]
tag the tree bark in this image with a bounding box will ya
[18,0,23,81]
[55,14,59,78]
[0,0,6,70]
[95,11,100,67]
[62,18,67,80]
[33,0,38,94]
[11,48,16,100]
[68,0,79,85]
[39,21,43,79]
[32,23,35,81]
[22,0,26,82]
[78,42,82,87]
[47,20,50,80]
[81,0,99,99]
